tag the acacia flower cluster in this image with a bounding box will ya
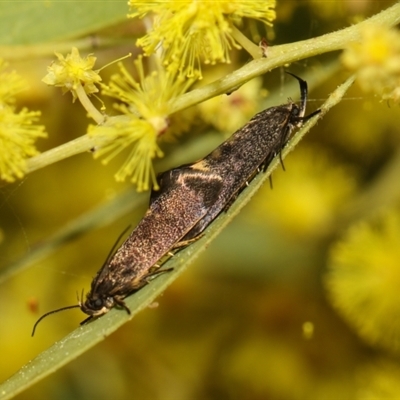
[42,47,104,123]
[42,45,197,191]
[342,25,400,102]
[41,2,278,191]
[105,1,277,189]
[129,0,276,76]
[0,60,46,182]
[42,47,101,101]
[89,56,197,191]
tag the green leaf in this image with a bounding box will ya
[0,0,128,45]
[0,75,354,400]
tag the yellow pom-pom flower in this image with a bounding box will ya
[0,61,46,182]
[326,209,400,353]
[42,47,102,102]
[89,56,196,191]
[342,25,400,102]
[129,0,276,76]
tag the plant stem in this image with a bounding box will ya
[171,3,400,112]
[27,135,95,173]
[75,84,105,124]
[230,25,261,59]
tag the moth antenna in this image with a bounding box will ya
[285,72,307,118]
[76,289,85,306]
[31,304,80,337]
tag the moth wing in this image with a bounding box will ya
[150,161,198,205]
[181,170,224,209]
[149,169,175,205]
[90,168,223,297]
[151,165,223,209]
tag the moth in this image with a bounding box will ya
[32,73,319,335]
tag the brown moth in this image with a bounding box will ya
[32,73,319,335]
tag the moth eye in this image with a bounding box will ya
[93,298,103,308]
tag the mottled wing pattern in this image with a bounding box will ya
[182,103,301,240]
[88,167,223,299]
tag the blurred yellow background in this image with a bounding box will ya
[1,1,400,399]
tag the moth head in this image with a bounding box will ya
[286,72,308,118]
[80,293,114,317]
[289,103,304,128]
[286,71,321,123]
[31,290,112,336]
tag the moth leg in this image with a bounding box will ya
[261,152,275,172]
[80,315,94,325]
[222,192,239,213]
[172,233,204,250]
[278,150,286,171]
[145,267,174,283]
[114,297,132,315]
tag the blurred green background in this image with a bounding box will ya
[1,1,400,399]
